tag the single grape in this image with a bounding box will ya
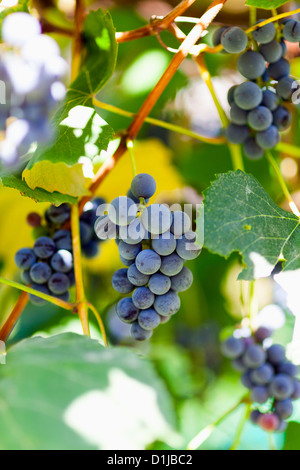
[230,104,248,125]
[119,219,146,245]
[233,81,263,110]
[170,211,191,237]
[53,230,73,251]
[48,272,70,295]
[33,237,56,259]
[46,204,70,225]
[274,399,294,420]
[254,327,272,343]
[127,264,150,287]
[170,266,193,292]
[257,413,280,432]
[152,232,176,256]
[15,248,37,270]
[141,204,172,235]
[82,240,99,259]
[130,173,156,199]
[119,255,135,267]
[267,344,286,365]
[292,380,300,400]
[255,126,280,150]
[50,249,73,273]
[232,357,247,373]
[227,85,238,105]
[269,374,294,400]
[138,308,160,330]
[212,27,228,47]
[221,336,245,359]
[225,124,250,144]
[159,314,171,324]
[252,21,276,44]
[243,138,264,160]
[108,196,137,226]
[131,322,153,341]
[262,90,279,112]
[259,40,283,64]
[283,20,300,42]
[112,268,134,294]
[26,212,42,228]
[117,298,139,323]
[21,270,31,285]
[277,76,296,101]
[30,262,52,284]
[277,362,299,377]
[250,409,263,424]
[243,344,266,369]
[268,58,291,80]
[132,287,155,310]
[273,106,292,131]
[160,253,184,276]
[94,215,118,240]
[247,106,273,132]
[118,240,142,260]
[237,51,266,80]
[276,420,287,433]
[176,231,201,260]
[154,290,181,316]
[221,27,248,54]
[79,221,93,246]
[148,273,171,295]
[135,249,161,275]
[251,386,269,404]
[241,371,254,389]
[250,364,274,385]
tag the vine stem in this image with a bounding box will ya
[187,395,249,450]
[0,277,75,310]
[230,402,251,450]
[92,97,225,145]
[79,0,228,212]
[87,302,109,347]
[276,142,300,158]
[249,7,257,26]
[115,0,197,43]
[265,150,300,217]
[0,292,28,342]
[71,205,90,336]
[126,140,137,177]
[195,55,245,171]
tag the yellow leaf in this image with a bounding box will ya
[23,160,94,198]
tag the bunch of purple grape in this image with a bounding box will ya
[213,19,300,159]
[15,198,105,305]
[222,328,300,433]
[94,173,201,341]
[0,12,67,166]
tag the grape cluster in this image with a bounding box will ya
[94,173,201,341]
[213,19,300,160]
[0,12,67,166]
[222,328,300,433]
[15,198,105,305]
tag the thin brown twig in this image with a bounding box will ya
[0,292,29,342]
[115,0,197,43]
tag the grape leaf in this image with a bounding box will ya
[0,174,77,204]
[245,0,290,9]
[0,333,179,450]
[203,170,300,280]
[22,8,117,200]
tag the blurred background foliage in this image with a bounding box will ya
[1,0,300,450]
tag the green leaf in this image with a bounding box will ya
[203,170,300,280]
[0,174,77,204]
[0,333,179,450]
[24,8,118,199]
[245,0,290,9]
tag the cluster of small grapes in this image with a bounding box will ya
[95,173,201,341]
[222,328,300,433]
[0,12,67,165]
[15,198,105,305]
[213,19,300,160]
